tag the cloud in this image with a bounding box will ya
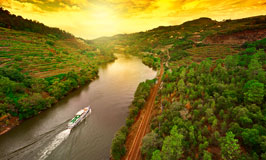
[1,0,44,13]
[1,0,89,12]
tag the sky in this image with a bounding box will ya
[1,0,266,39]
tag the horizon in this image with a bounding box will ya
[1,0,266,40]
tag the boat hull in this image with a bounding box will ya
[68,107,91,129]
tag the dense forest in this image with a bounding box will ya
[141,39,266,160]
[0,7,73,39]
[111,39,266,160]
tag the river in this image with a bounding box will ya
[0,54,157,160]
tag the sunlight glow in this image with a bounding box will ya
[91,5,117,28]
[1,0,265,39]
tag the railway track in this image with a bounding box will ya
[125,63,164,160]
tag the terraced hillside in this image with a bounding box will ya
[0,27,111,78]
[0,27,115,134]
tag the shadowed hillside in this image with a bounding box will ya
[0,7,73,39]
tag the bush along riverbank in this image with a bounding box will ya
[141,55,161,70]
[111,78,156,160]
[0,56,115,135]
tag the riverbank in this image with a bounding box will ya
[0,54,157,160]
[0,55,116,136]
[124,62,163,160]
[110,60,163,160]
[0,24,118,135]
[0,114,19,135]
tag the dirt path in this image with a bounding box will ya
[124,62,164,160]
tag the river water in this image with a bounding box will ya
[0,54,156,160]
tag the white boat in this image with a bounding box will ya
[68,106,91,129]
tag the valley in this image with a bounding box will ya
[0,6,266,160]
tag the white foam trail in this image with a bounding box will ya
[39,129,71,160]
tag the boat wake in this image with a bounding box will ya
[38,128,71,160]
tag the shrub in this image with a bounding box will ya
[220,132,241,160]
[46,40,55,46]
[111,127,128,160]
[244,80,264,104]
[170,50,189,61]
[141,132,162,159]
[14,55,22,61]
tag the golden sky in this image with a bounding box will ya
[1,0,266,39]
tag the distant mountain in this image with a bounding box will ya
[92,15,266,55]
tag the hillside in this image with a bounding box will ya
[0,7,73,39]
[93,16,265,69]
[0,27,115,134]
[106,16,266,160]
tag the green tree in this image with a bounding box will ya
[0,76,21,94]
[244,80,264,104]
[161,125,184,160]
[141,132,162,159]
[228,122,242,137]
[225,55,238,69]
[151,150,162,160]
[247,56,262,80]
[178,79,185,93]
[213,63,227,81]
[241,128,260,147]
[111,129,127,160]
[220,132,241,160]
[199,58,212,73]
[261,153,266,160]
[260,136,266,152]
[203,151,212,160]
[205,108,214,118]
[18,93,50,119]
[217,96,228,110]
[199,141,209,152]
[187,68,195,78]
[180,68,186,79]
[188,126,197,146]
